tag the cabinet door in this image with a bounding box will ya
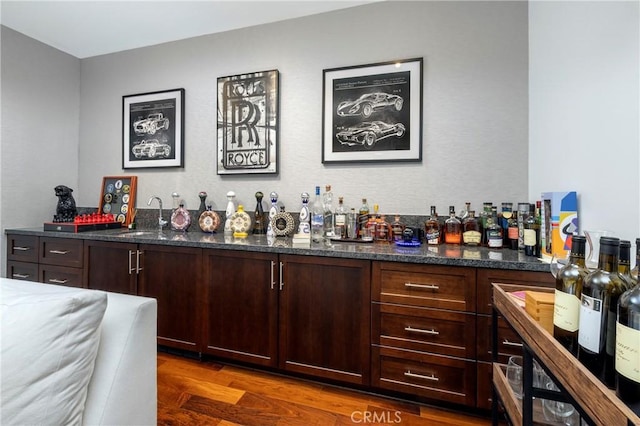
[137,244,203,352]
[84,240,138,294]
[279,255,371,385]
[203,250,278,367]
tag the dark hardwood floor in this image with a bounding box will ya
[157,353,491,425]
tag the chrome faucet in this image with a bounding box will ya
[147,196,167,230]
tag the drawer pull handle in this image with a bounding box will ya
[12,273,30,279]
[13,246,31,251]
[405,282,439,290]
[404,370,439,382]
[49,250,70,255]
[405,326,439,335]
[48,278,69,284]
[502,339,523,348]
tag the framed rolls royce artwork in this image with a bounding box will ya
[217,69,279,175]
[322,58,423,164]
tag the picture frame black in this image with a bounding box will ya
[322,58,423,164]
[217,69,279,175]
[122,88,184,169]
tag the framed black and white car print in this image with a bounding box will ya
[217,69,279,175]
[122,88,184,169]
[322,58,423,164]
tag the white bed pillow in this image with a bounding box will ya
[1,279,108,426]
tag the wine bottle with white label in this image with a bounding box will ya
[553,235,588,355]
[578,236,629,388]
[616,237,640,415]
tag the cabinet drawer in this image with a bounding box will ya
[7,261,39,282]
[476,314,523,362]
[372,302,476,359]
[373,262,475,312]
[40,238,83,268]
[39,265,84,288]
[7,235,39,263]
[372,346,476,406]
[476,269,554,314]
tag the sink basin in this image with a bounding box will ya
[118,231,158,238]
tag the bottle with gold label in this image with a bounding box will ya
[230,205,252,238]
[616,244,640,414]
[462,211,481,246]
[553,235,588,355]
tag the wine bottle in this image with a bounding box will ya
[524,204,539,257]
[619,240,634,287]
[553,235,588,355]
[616,238,640,415]
[578,236,628,388]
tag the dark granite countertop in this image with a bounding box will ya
[6,227,553,273]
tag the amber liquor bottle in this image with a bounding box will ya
[616,238,640,415]
[444,205,462,245]
[462,211,481,246]
[391,215,406,242]
[578,237,629,388]
[424,206,441,245]
[553,235,588,355]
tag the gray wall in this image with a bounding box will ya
[1,26,80,273]
[529,1,639,243]
[78,1,529,214]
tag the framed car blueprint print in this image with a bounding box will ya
[122,88,184,169]
[322,58,423,164]
[217,69,279,175]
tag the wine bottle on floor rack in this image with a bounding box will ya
[578,236,629,388]
[616,237,640,415]
[553,235,588,356]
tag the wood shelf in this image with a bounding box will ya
[492,283,640,426]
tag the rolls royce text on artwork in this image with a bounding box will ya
[217,70,279,175]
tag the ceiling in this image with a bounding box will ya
[0,1,379,59]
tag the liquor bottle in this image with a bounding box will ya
[459,201,471,222]
[296,192,310,235]
[224,191,237,234]
[578,237,628,388]
[500,202,513,247]
[444,205,462,245]
[479,202,492,245]
[462,210,481,246]
[333,196,347,239]
[375,214,392,242]
[424,205,441,245]
[619,240,634,287]
[524,204,540,257]
[631,238,640,283]
[391,215,406,242]
[616,251,640,415]
[358,198,370,239]
[253,191,267,234]
[266,192,279,238]
[311,186,324,243]
[553,235,588,355]
[367,204,380,239]
[517,202,530,250]
[535,201,543,257]
[322,185,334,238]
[508,210,519,250]
[485,208,503,249]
